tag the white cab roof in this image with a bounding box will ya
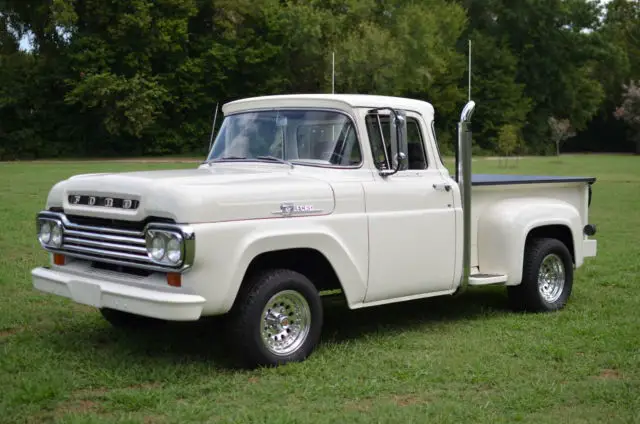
[222,94,435,118]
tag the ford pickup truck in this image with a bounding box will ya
[31,94,598,368]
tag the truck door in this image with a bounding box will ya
[362,110,457,303]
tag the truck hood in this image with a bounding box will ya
[45,164,335,223]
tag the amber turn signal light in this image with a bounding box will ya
[53,253,66,266]
[167,272,181,287]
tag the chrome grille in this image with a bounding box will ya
[37,211,195,272]
[59,215,151,265]
[63,231,149,264]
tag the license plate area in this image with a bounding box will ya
[67,280,102,307]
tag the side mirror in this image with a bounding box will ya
[379,109,407,176]
[395,113,408,171]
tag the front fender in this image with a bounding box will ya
[476,198,582,285]
[223,228,367,310]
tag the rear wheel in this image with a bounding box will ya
[508,237,574,312]
[226,269,323,368]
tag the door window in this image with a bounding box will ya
[365,113,428,170]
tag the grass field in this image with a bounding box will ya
[0,155,639,423]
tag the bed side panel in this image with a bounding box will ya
[471,182,588,270]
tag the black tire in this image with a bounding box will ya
[226,269,323,369]
[99,308,166,329]
[507,237,574,312]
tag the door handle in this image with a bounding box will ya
[433,183,451,192]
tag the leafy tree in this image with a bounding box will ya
[460,0,609,152]
[604,0,640,77]
[1,0,638,159]
[462,30,531,152]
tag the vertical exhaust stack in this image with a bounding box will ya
[456,101,476,294]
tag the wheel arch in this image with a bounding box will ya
[525,224,575,264]
[239,247,344,296]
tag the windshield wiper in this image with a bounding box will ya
[204,155,247,164]
[256,155,294,168]
[205,155,293,168]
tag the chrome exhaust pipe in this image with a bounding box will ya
[455,101,476,295]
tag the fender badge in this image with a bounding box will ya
[272,202,321,217]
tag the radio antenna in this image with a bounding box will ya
[332,51,335,94]
[208,102,219,151]
[468,39,472,101]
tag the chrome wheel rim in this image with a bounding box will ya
[261,290,311,356]
[538,253,565,303]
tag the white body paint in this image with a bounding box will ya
[31,94,597,320]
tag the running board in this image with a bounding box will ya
[468,273,508,286]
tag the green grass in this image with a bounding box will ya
[1,155,639,423]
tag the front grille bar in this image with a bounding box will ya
[63,229,146,245]
[63,243,152,263]
[63,237,149,255]
[54,215,143,237]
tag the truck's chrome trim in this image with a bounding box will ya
[39,211,143,237]
[63,244,153,262]
[36,211,196,273]
[64,237,149,254]
[455,100,476,295]
[460,101,476,122]
[63,229,146,245]
[45,249,194,274]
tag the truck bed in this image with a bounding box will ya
[472,174,596,186]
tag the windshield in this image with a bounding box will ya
[206,110,362,167]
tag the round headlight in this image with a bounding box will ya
[150,236,166,260]
[50,223,63,247]
[166,236,182,264]
[39,221,52,244]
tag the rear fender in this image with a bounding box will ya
[476,198,582,286]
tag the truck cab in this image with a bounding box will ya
[31,94,598,368]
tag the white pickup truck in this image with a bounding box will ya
[32,94,598,368]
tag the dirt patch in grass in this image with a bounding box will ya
[59,399,99,414]
[0,328,21,338]
[126,382,164,390]
[343,398,374,412]
[392,394,427,407]
[596,369,622,380]
[51,384,165,420]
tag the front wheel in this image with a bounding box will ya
[226,269,323,368]
[508,237,574,312]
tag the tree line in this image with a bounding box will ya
[0,0,638,160]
